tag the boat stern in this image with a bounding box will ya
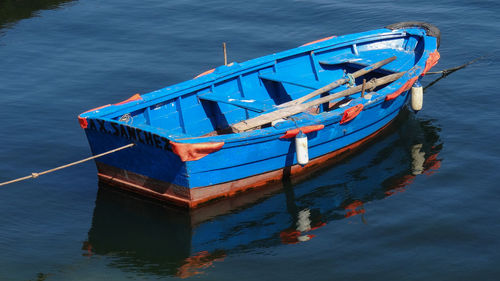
[78,109,197,207]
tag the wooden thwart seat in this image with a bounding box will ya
[231,71,405,133]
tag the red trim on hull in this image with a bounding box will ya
[194,68,215,79]
[385,77,418,101]
[301,36,335,46]
[280,125,324,139]
[422,50,440,76]
[340,104,364,124]
[98,118,397,208]
[170,141,225,162]
[78,116,88,129]
[83,104,112,114]
[114,93,142,105]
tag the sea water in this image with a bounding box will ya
[0,0,499,280]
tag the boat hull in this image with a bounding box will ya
[97,95,405,208]
[79,23,440,208]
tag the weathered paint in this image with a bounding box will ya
[98,114,398,208]
[280,125,324,139]
[194,68,215,79]
[301,36,335,47]
[422,50,441,75]
[385,76,419,101]
[340,104,364,124]
[79,24,440,208]
[171,141,225,162]
[114,93,143,105]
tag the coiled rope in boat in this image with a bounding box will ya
[0,143,135,187]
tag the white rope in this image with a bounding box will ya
[0,143,135,187]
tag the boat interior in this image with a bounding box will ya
[104,33,425,139]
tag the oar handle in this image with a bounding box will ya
[281,56,396,107]
[232,71,405,132]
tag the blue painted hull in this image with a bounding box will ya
[79,23,440,207]
[85,115,442,277]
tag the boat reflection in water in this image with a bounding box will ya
[84,110,442,278]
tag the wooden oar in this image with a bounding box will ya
[231,71,405,133]
[277,56,397,108]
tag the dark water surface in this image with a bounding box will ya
[1,0,499,280]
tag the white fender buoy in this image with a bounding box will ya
[295,131,309,166]
[411,81,423,111]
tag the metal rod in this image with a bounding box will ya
[361,79,366,97]
[223,42,227,66]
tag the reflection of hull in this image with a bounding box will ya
[85,112,442,277]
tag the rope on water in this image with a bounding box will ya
[425,56,484,76]
[424,55,484,91]
[0,143,135,187]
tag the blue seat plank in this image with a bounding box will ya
[258,73,324,90]
[319,50,414,72]
[198,92,273,113]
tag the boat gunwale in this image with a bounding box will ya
[79,29,423,120]
[80,28,435,146]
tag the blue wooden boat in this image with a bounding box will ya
[85,115,442,277]
[78,22,440,208]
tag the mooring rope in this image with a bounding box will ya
[425,56,483,76]
[0,56,486,187]
[423,56,484,91]
[0,143,135,187]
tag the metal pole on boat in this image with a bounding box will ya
[361,79,366,98]
[223,42,228,66]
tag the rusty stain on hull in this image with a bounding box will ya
[98,117,398,209]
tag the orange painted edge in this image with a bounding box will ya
[83,104,112,114]
[81,94,142,116]
[301,36,335,47]
[385,77,418,101]
[194,68,215,79]
[340,104,364,124]
[114,93,142,106]
[170,141,225,162]
[78,116,88,129]
[280,125,325,139]
[422,50,440,76]
[188,118,394,208]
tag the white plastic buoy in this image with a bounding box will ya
[295,131,309,166]
[411,81,423,111]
